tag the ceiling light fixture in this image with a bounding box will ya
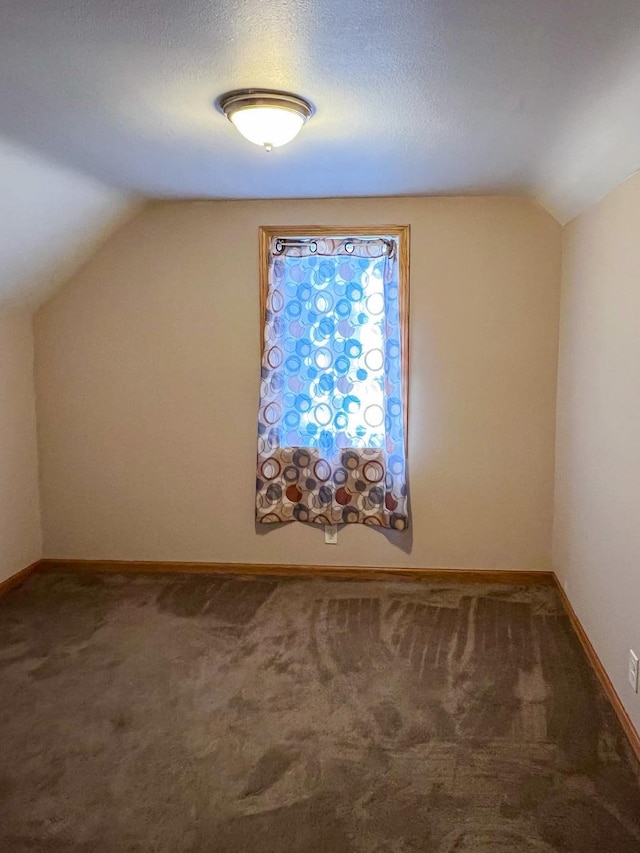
[219,89,314,152]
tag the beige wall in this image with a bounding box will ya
[554,172,640,732]
[35,196,561,569]
[0,309,41,580]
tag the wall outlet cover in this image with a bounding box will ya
[629,649,639,693]
[324,524,338,545]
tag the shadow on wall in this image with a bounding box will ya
[255,520,414,556]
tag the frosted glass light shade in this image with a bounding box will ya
[230,106,305,149]
[220,90,313,151]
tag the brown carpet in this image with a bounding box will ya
[0,570,639,852]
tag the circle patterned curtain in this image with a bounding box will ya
[256,237,408,530]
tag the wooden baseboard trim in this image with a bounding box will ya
[0,560,42,598]
[38,558,554,585]
[553,575,640,764]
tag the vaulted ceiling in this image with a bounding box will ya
[1,0,640,236]
[0,137,137,308]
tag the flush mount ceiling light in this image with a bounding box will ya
[219,89,314,152]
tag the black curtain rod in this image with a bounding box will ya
[273,236,396,256]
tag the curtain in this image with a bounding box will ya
[255,236,408,530]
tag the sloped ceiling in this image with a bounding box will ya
[0,136,138,308]
[0,1,639,225]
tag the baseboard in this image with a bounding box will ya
[553,575,640,764]
[0,560,42,598]
[38,558,554,585]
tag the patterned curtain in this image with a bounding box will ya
[256,236,408,530]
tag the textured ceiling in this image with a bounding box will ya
[1,0,639,223]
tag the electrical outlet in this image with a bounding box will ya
[324,524,338,545]
[629,650,639,693]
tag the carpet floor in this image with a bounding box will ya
[0,570,639,852]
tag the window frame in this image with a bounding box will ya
[258,224,411,447]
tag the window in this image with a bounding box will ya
[256,226,410,530]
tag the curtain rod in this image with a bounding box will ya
[273,236,396,257]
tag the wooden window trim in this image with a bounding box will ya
[258,224,411,445]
